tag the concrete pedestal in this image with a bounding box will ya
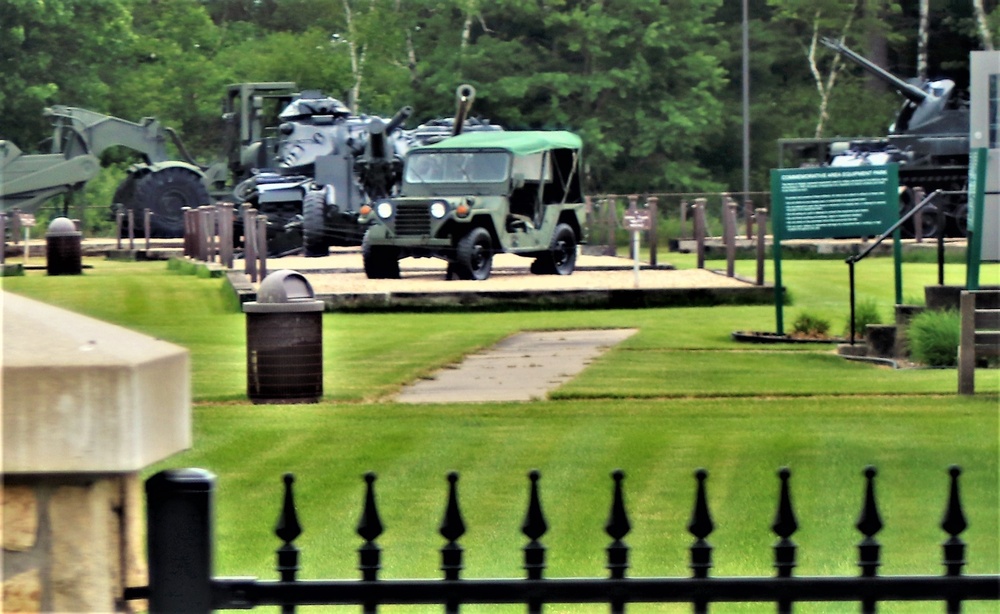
[2,292,191,612]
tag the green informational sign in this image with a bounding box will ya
[769,165,901,334]
[966,148,987,290]
[771,165,899,239]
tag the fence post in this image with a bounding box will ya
[144,209,152,251]
[606,197,617,257]
[218,203,234,269]
[244,207,258,283]
[744,197,754,239]
[694,198,706,269]
[958,291,975,395]
[127,209,135,250]
[181,208,192,257]
[913,186,926,243]
[680,200,689,240]
[11,210,21,245]
[145,469,216,614]
[647,196,658,267]
[725,201,737,277]
[755,208,768,286]
[256,214,268,279]
[116,212,124,250]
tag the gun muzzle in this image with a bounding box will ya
[452,84,476,137]
[386,106,413,134]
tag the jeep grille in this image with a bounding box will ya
[394,203,432,236]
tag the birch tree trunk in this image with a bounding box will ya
[917,0,929,79]
[972,0,996,50]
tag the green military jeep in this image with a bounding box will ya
[357,130,586,280]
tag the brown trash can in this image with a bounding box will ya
[243,270,325,403]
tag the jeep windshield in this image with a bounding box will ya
[404,151,510,184]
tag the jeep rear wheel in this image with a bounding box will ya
[531,223,576,275]
[454,227,493,280]
[362,232,400,279]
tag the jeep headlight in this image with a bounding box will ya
[376,201,393,219]
[430,200,447,219]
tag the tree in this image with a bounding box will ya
[0,0,135,148]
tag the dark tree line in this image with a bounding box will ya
[2,0,996,199]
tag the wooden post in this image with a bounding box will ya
[10,210,22,246]
[628,195,639,260]
[218,203,234,269]
[116,212,124,250]
[744,198,754,239]
[0,214,5,266]
[958,291,975,395]
[181,208,191,257]
[680,200,689,240]
[144,209,152,251]
[207,207,217,264]
[755,208,768,286]
[725,202,737,277]
[256,214,268,280]
[647,196,658,267]
[127,209,135,250]
[244,208,258,283]
[694,198,706,269]
[607,197,617,257]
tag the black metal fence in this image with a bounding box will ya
[125,466,998,613]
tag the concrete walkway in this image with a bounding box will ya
[394,328,637,403]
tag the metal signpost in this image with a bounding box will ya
[770,165,899,334]
[623,202,652,288]
[19,213,36,264]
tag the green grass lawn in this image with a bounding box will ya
[3,254,998,613]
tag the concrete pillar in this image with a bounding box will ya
[2,292,191,612]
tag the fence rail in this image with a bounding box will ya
[126,465,998,613]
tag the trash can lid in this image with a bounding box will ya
[46,217,80,237]
[243,270,325,313]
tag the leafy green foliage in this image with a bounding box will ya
[792,310,832,338]
[908,308,961,367]
[845,297,883,340]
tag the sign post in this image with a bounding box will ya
[623,201,652,288]
[19,213,36,264]
[966,147,987,290]
[770,165,899,334]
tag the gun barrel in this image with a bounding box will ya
[385,105,413,134]
[366,118,389,159]
[452,84,476,137]
[820,37,928,104]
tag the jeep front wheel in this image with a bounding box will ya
[362,232,401,279]
[454,227,493,280]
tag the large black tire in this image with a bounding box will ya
[454,227,493,280]
[531,223,577,275]
[362,231,401,279]
[133,167,210,238]
[302,190,329,257]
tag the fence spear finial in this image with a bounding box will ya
[941,465,968,577]
[522,470,548,582]
[688,469,714,580]
[440,472,466,581]
[856,466,883,578]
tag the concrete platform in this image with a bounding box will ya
[230,248,774,311]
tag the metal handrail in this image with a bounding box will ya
[846,189,942,265]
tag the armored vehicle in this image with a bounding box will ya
[358,130,586,280]
[236,84,501,256]
[781,38,971,237]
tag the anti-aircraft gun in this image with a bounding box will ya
[237,83,501,256]
[814,37,971,236]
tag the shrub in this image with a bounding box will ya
[845,298,882,340]
[792,311,831,338]
[908,309,961,367]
